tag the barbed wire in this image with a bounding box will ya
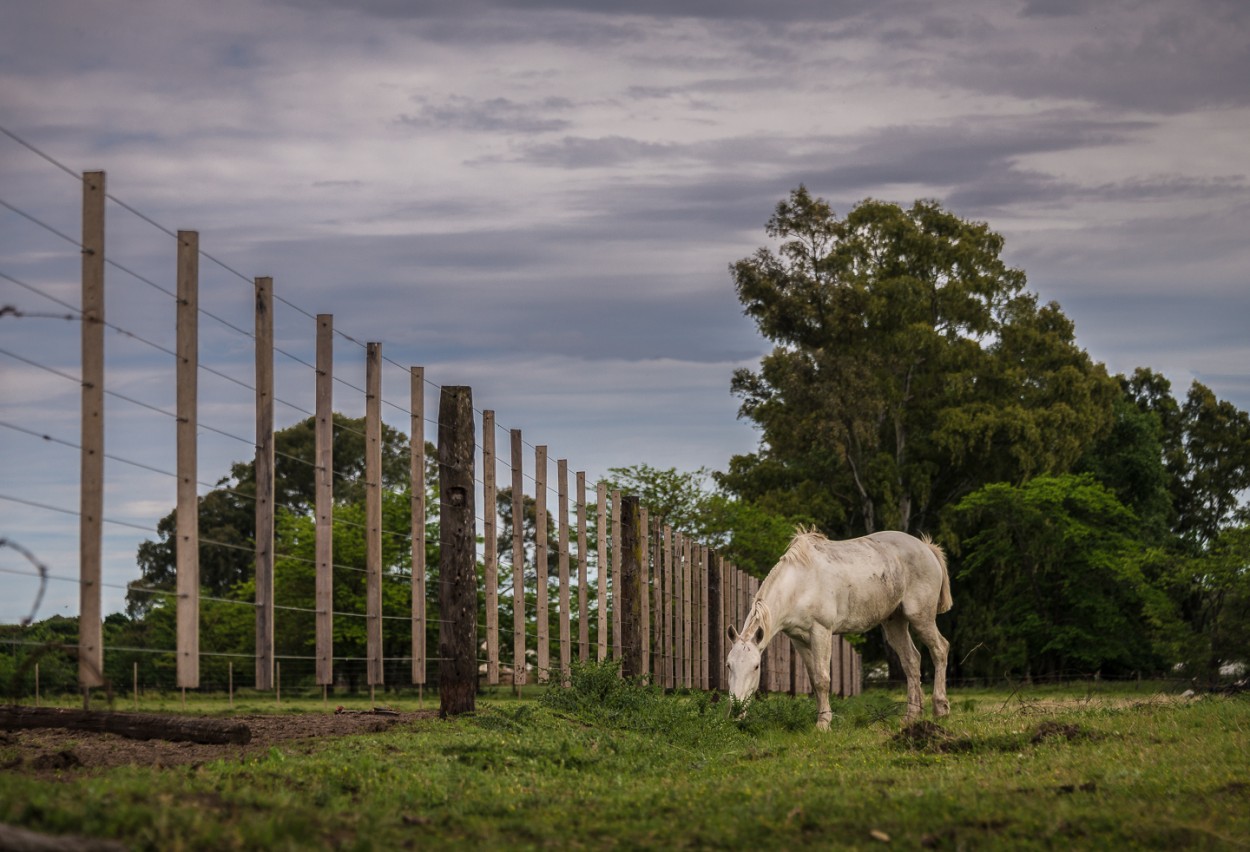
[0,132,616,494]
[0,124,677,660]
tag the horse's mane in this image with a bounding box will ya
[743,598,772,642]
[782,525,827,566]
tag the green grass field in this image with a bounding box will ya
[3,670,1247,850]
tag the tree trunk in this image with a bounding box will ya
[438,386,477,717]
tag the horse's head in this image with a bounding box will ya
[725,624,765,711]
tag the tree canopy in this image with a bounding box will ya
[720,188,1117,538]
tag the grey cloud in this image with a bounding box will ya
[944,2,1250,113]
[277,0,900,24]
[399,95,575,134]
[516,135,685,168]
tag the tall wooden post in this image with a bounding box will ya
[175,230,199,689]
[411,366,426,685]
[510,430,526,688]
[662,525,674,688]
[577,472,589,662]
[618,495,645,678]
[535,445,549,682]
[557,459,570,684]
[438,386,477,716]
[315,316,334,686]
[650,518,663,682]
[254,276,275,691]
[365,343,383,688]
[483,410,499,685]
[611,489,622,659]
[707,549,721,691]
[639,506,650,676]
[596,481,608,661]
[78,171,105,692]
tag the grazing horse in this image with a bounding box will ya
[726,528,952,729]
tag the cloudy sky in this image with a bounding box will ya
[2,0,1248,624]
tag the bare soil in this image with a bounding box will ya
[1,709,440,776]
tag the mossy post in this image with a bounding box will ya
[619,495,645,679]
[439,386,477,717]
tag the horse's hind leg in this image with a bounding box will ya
[911,618,950,718]
[881,613,923,723]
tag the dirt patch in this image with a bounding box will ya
[0,709,440,775]
[892,720,962,752]
[893,719,1104,755]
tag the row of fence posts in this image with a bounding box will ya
[64,170,859,709]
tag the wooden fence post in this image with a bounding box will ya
[483,410,499,685]
[611,490,622,660]
[175,230,199,690]
[78,170,104,693]
[254,276,275,691]
[662,525,673,688]
[618,495,645,678]
[707,549,721,691]
[510,430,526,689]
[315,315,334,687]
[557,459,570,684]
[411,366,427,686]
[577,472,589,662]
[596,481,608,662]
[639,506,650,677]
[685,529,695,684]
[535,446,549,682]
[365,343,383,689]
[650,518,663,682]
[438,386,477,716]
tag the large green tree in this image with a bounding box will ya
[720,188,1117,538]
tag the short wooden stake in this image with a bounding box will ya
[228,661,234,708]
[133,661,139,710]
[276,661,281,705]
[34,663,39,707]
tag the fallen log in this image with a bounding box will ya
[0,706,251,745]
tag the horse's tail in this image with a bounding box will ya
[922,535,953,613]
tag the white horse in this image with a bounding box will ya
[726,528,952,729]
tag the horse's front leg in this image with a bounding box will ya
[807,627,834,731]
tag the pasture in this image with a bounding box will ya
[2,672,1247,850]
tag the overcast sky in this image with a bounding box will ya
[2,0,1248,624]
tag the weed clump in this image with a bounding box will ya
[732,692,818,734]
[541,660,834,748]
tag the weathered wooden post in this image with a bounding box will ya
[79,170,105,700]
[315,315,334,688]
[438,386,477,716]
[365,343,383,693]
[707,549,721,691]
[411,366,426,689]
[175,229,199,692]
[483,410,499,685]
[255,276,274,692]
[510,429,526,693]
[618,495,645,679]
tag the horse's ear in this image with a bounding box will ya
[753,626,764,645]
[726,625,738,642]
